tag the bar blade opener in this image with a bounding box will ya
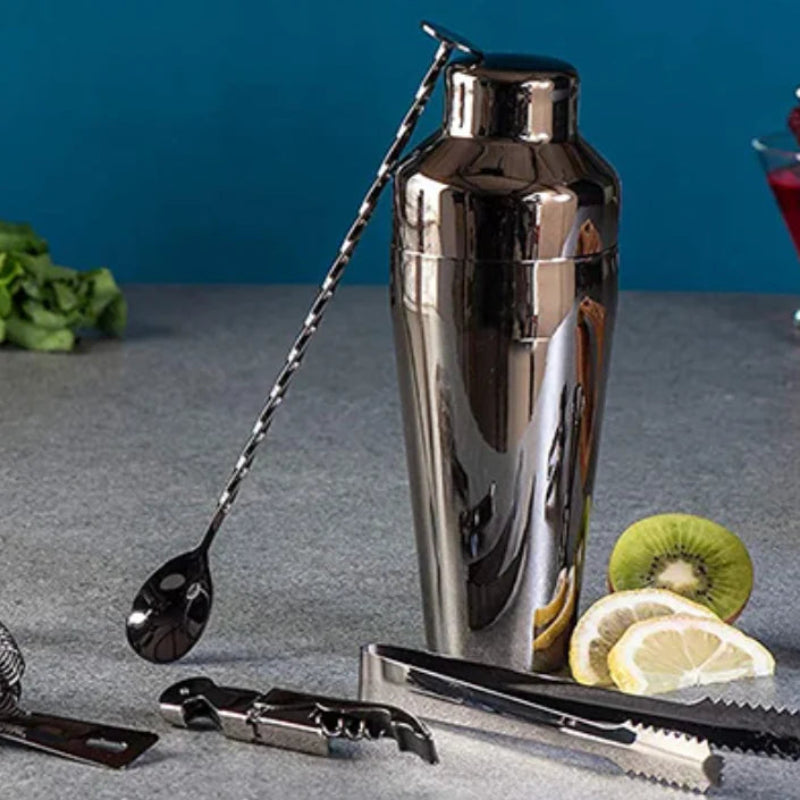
[0,622,158,768]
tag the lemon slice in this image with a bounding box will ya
[568,589,717,686]
[608,614,775,695]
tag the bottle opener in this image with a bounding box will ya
[0,622,158,768]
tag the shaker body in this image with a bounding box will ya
[391,57,620,671]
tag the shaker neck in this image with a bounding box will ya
[444,55,579,144]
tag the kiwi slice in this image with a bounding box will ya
[607,513,753,622]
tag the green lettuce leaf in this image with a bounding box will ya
[0,254,24,289]
[22,300,70,331]
[16,252,76,282]
[4,315,74,351]
[84,268,120,320]
[0,286,10,318]
[52,281,78,312]
[97,293,127,336]
[0,222,48,255]
[0,220,126,351]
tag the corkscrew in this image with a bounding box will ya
[159,676,438,763]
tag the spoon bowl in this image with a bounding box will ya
[126,549,213,663]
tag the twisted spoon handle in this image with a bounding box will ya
[199,24,481,550]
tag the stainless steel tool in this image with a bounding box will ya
[0,622,158,768]
[126,20,484,665]
[359,644,800,792]
[160,676,437,763]
[0,711,158,769]
[361,644,800,762]
[390,48,620,672]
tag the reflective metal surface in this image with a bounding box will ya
[0,711,159,769]
[0,620,157,768]
[126,549,213,663]
[361,644,800,763]
[160,676,437,763]
[359,644,721,792]
[391,55,620,672]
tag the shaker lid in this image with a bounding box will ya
[446,53,579,142]
[452,52,578,78]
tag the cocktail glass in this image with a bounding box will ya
[753,129,800,327]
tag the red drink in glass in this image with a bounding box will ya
[767,165,800,257]
[753,129,800,325]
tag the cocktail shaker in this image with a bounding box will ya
[391,52,620,672]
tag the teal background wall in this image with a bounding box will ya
[2,0,799,290]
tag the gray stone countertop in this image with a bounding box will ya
[1,286,799,799]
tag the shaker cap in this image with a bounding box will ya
[454,52,577,77]
[446,53,579,142]
[391,48,620,263]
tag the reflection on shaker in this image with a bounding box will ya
[532,380,585,672]
[530,293,608,669]
[578,218,604,255]
[460,481,497,559]
[577,296,608,486]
